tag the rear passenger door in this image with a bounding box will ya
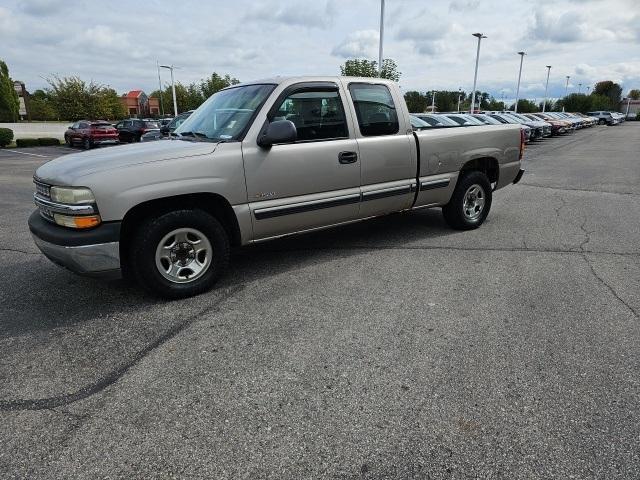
[344,82,416,218]
[242,81,361,240]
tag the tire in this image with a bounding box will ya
[442,171,492,230]
[83,137,91,150]
[130,209,230,299]
[65,136,73,147]
[598,119,605,125]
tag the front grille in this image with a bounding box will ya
[34,179,51,199]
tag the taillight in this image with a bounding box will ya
[519,128,525,160]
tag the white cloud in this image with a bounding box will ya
[331,30,379,58]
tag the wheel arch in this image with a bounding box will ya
[459,156,499,185]
[119,192,242,271]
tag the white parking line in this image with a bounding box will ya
[0,149,49,158]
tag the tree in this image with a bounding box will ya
[0,60,19,122]
[593,80,622,109]
[509,99,538,113]
[404,91,428,113]
[45,76,127,120]
[339,58,401,81]
[200,73,239,99]
[27,89,56,121]
[628,89,640,100]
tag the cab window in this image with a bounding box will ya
[348,83,399,136]
[270,88,348,142]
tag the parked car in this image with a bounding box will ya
[525,113,569,135]
[141,111,194,142]
[412,113,459,128]
[30,76,524,298]
[545,112,581,130]
[115,119,160,142]
[440,113,485,127]
[471,113,504,126]
[64,120,119,150]
[486,113,533,142]
[409,115,432,130]
[586,111,617,125]
[505,112,552,138]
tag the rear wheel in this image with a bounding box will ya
[83,137,91,150]
[130,209,230,299]
[598,119,606,125]
[442,171,492,230]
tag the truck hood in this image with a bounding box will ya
[35,139,217,185]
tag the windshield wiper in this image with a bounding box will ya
[178,131,212,142]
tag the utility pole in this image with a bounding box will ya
[431,90,436,112]
[514,51,526,112]
[542,65,551,113]
[578,83,582,94]
[378,0,385,77]
[457,87,462,112]
[470,33,486,113]
[156,60,164,117]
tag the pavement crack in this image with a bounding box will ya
[520,184,639,197]
[0,247,41,256]
[0,285,244,412]
[579,217,596,253]
[254,244,640,257]
[582,253,639,320]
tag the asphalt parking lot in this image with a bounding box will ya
[1,125,639,479]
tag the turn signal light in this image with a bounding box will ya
[53,214,102,229]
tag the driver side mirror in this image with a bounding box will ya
[258,120,297,148]
[68,126,74,130]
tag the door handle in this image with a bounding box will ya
[338,151,358,164]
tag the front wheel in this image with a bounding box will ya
[130,209,230,298]
[442,171,492,230]
[83,137,91,150]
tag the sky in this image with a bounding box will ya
[1,0,639,103]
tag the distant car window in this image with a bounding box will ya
[144,121,159,129]
[348,83,399,136]
[445,115,470,126]
[271,87,348,141]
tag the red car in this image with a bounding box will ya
[65,120,119,149]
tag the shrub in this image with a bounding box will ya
[37,137,60,146]
[16,138,40,148]
[0,127,13,147]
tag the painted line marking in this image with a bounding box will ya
[0,149,49,158]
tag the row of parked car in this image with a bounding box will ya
[64,112,195,149]
[409,110,626,144]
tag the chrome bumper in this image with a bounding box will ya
[32,235,121,279]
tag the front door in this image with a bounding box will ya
[242,82,361,240]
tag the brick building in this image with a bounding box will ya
[119,90,160,117]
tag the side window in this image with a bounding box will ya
[270,88,348,142]
[72,122,80,129]
[124,120,132,127]
[348,83,399,136]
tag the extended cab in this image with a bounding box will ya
[29,77,524,298]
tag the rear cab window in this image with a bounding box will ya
[348,83,399,136]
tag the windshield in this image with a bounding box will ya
[175,84,275,141]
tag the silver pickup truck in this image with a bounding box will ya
[29,76,524,298]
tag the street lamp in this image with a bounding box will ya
[470,33,486,113]
[586,86,591,95]
[542,65,551,113]
[378,0,385,76]
[514,51,526,112]
[578,83,582,94]
[563,75,570,112]
[457,87,462,112]
[160,64,179,116]
[431,90,436,112]
[156,60,165,117]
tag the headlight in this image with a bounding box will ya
[50,186,95,204]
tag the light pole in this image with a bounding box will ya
[542,65,551,112]
[563,75,570,112]
[470,33,486,113]
[578,83,582,94]
[626,96,632,117]
[586,86,591,95]
[431,90,436,112]
[160,64,178,116]
[457,87,462,112]
[378,0,385,77]
[514,51,526,112]
[156,60,165,117]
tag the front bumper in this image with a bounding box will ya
[28,211,121,278]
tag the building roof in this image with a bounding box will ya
[125,90,144,98]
